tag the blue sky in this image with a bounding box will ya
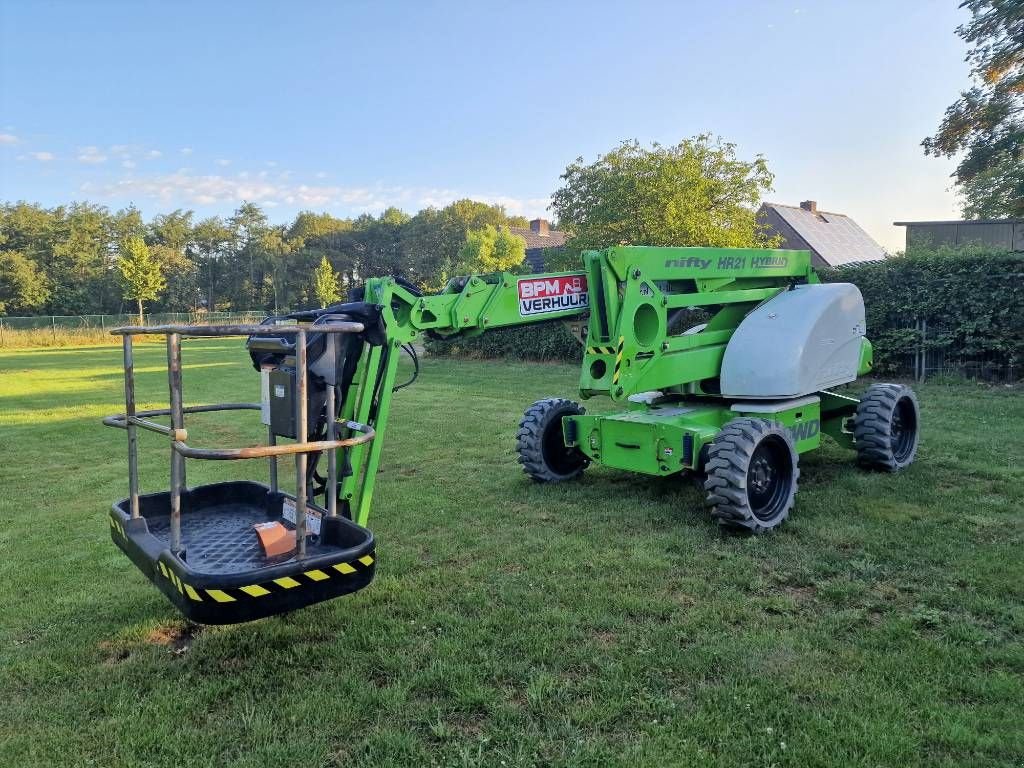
[0,0,969,251]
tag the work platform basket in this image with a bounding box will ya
[103,321,376,624]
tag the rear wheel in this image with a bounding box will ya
[854,384,920,471]
[704,418,799,532]
[516,398,589,483]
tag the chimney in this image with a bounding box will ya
[800,200,818,213]
[529,218,550,237]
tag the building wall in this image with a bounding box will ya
[905,221,1024,252]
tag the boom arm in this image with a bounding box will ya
[332,269,590,524]
[365,270,591,342]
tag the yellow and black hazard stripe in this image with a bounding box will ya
[612,336,625,385]
[154,553,376,604]
[586,344,616,356]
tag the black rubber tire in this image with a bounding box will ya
[516,398,590,483]
[703,418,799,533]
[854,383,920,472]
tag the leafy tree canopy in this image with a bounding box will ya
[312,255,341,307]
[923,0,1024,217]
[0,250,48,314]
[458,224,526,274]
[117,235,166,323]
[1,199,528,315]
[550,135,780,252]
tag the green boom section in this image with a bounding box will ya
[337,246,825,522]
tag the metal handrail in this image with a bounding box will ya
[103,405,375,458]
[173,420,374,460]
[110,322,365,337]
[103,320,369,557]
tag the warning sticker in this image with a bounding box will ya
[281,497,322,536]
[517,276,589,316]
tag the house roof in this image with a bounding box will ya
[509,226,567,251]
[761,202,887,266]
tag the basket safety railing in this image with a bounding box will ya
[102,322,375,559]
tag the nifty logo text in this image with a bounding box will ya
[664,254,789,270]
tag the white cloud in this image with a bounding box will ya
[122,159,136,169]
[147,149,162,158]
[81,170,348,208]
[315,171,327,179]
[0,133,18,144]
[179,147,192,156]
[31,151,55,161]
[215,158,230,166]
[78,168,552,220]
[417,189,550,218]
[77,146,107,164]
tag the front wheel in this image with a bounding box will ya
[704,418,799,533]
[516,398,589,483]
[854,383,920,471]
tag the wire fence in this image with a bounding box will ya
[0,311,276,347]
[0,311,274,330]
[887,317,1020,384]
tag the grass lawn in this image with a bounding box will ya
[1,340,1022,767]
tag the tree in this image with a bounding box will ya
[285,211,354,307]
[458,224,526,273]
[401,200,513,289]
[151,209,194,253]
[150,209,197,311]
[117,236,166,324]
[191,216,233,311]
[0,250,49,314]
[312,255,340,307]
[151,244,199,311]
[551,135,779,252]
[923,1,1023,217]
[50,202,117,314]
[228,202,272,309]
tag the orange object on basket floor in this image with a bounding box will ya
[254,521,296,558]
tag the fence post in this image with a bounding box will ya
[913,318,920,383]
[920,319,927,384]
[51,315,56,342]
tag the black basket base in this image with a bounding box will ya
[110,481,375,624]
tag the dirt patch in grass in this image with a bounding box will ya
[144,622,202,653]
[592,630,617,648]
[780,584,817,602]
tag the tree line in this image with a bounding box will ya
[0,198,538,316]
[0,134,782,317]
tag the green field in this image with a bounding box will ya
[1,341,1022,767]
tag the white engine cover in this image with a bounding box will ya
[720,283,866,399]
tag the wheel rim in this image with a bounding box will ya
[541,415,584,476]
[746,436,793,521]
[890,396,917,463]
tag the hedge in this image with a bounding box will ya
[425,247,1024,373]
[820,247,1023,374]
[423,322,583,362]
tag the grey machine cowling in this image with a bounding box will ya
[720,283,867,399]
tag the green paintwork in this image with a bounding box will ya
[858,337,874,376]
[566,398,823,478]
[334,246,863,521]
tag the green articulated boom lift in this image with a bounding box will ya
[103,246,921,624]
